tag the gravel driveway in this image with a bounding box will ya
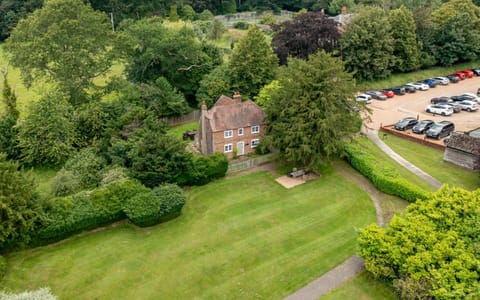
[365,76,480,132]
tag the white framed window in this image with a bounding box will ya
[238,128,244,136]
[251,139,260,148]
[251,125,260,134]
[224,130,233,138]
[224,144,233,153]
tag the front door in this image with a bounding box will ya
[237,141,244,156]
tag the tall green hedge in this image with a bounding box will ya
[344,144,429,202]
[184,153,228,186]
[32,179,149,245]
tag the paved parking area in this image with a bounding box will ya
[365,76,480,132]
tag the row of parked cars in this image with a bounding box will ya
[356,67,480,103]
[394,117,455,140]
[425,93,479,116]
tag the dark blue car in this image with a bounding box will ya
[423,78,437,88]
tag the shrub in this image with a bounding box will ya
[185,153,228,185]
[123,184,186,227]
[51,169,81,196]
[100,166,129,186]
[233,21,249,29]
[33,179,148,244]
[0,287,57,300]
[0,255,6,279]
[345,144,428,202]
[64,147,106,188]
[254,142,270,155]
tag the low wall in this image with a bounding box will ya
[380,125,446,151]
[227,154,274,173]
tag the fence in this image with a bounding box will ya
[161,110,200,126]
[227,154,274,173]
[215,10,294,23]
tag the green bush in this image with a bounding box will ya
[254,142,270,155]
[123,184,186,227]
[64,147,106,188]
[100,166,129,186]
[233,21,249,29]
[345,144,428,202]
[185,153,228,185]
[51,169,81,196]
[33,179,148,244]
[0,255,6,279]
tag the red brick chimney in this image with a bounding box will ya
[233,91,242,103]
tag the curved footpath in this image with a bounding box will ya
[283,131,441,300]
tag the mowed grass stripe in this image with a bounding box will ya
[2,171,375,299]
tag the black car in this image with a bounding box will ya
[471,67,480,76]
[402,85,416,93]
[394,117,418,131]
[412,120,434,134]
[430,97,451,104]
[446,74,460,83]
[425,121,455,139]
[451,95,475,102]
[365,90,388,100]
[388,87,406,95]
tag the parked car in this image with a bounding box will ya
[451,95,475,102]
[443,134,452,145]
[402,85,416,93]
[459,93,480,103]
[394,117,418,131]
[453,71,466,80]
[412,119,434,134]
[406,81,429,91]
[444,102,462,113]
[365,90,387,100]
[461,69,474,78]
[380,89,395,98]
[471,67,480,76]
[389,87,406,95]
[446,74,460,83]
[430,96,451,104]
[422,78,437,88]
[426,121,455,139]
[425,104,453,116]
[457,100,478,112]
[432,76,450,85]
[356,94,372,104]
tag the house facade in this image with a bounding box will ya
[198,92,265,159]
[443,128,480,170]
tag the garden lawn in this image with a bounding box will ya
[1,171,376,300]
[380,132,480,190]
[320,271,397,300]
[166,120,198,140]
[352,137,437,192]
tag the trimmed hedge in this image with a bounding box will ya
[0,255,6,280]
[184,153,228,186]
[345,144,429,202]
[123,184,186,227]
[33,179,149,245]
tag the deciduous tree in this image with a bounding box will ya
[264,51,360,166]
[5,0,117,104]
[389,6,421,72]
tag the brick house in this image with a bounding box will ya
[443,128,480,170]
[198,92,265,158]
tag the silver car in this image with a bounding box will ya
[425,104,453,116]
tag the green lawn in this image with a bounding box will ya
[352,137,437,192]
[380,132,480,190]
[320,272,398,300]
[1,171,375,299]
[166,120,198,140]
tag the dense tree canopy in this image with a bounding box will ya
[229,25,278,98]
[359,187,480,299]
[4,0,117,104]
[389,6,421,72]
[264,51,360,166]
[0,76,20,160]
[341,7,395,80]
[0,0,42,42]
[271,11,340,65]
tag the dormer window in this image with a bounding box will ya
[238,128,244,136]
[251,125,260,134]
[224,130,233,138]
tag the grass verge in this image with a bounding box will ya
[380,132,479,190]
[1,171,375,299]
[320,271,398,300]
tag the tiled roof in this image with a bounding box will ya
[206,96,265,132]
